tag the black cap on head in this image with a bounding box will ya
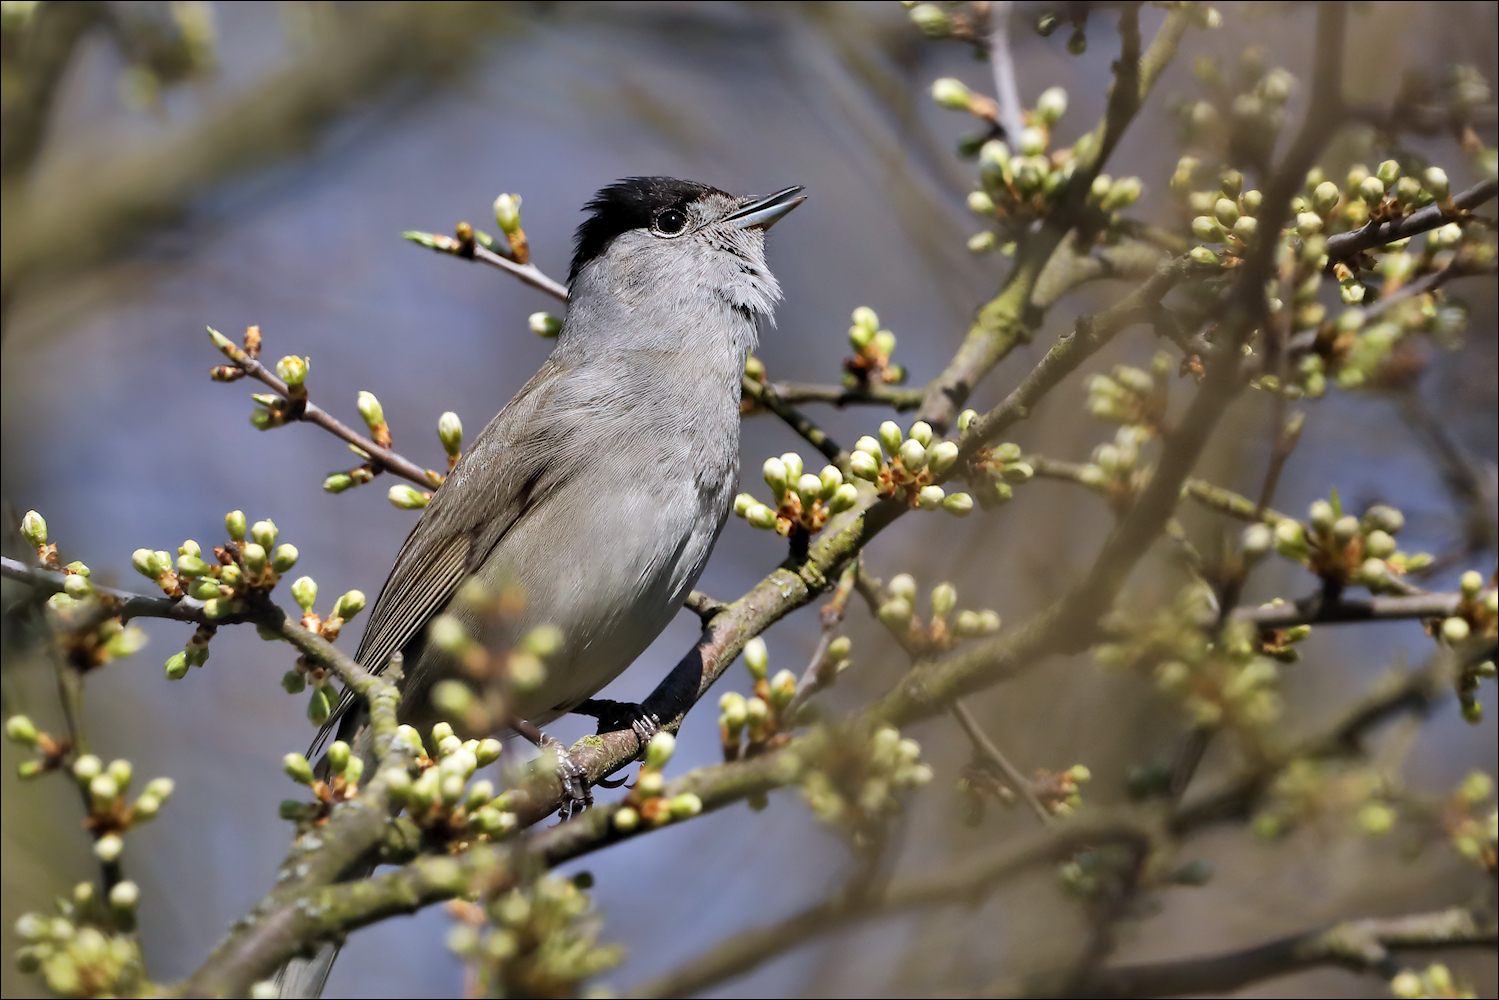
[569,176,725,282]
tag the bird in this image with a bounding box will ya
[277,177,801,997]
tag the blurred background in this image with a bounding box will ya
[2,3,1495,997]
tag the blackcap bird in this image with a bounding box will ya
[278,177,801,997]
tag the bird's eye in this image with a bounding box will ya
[653,208,687,236]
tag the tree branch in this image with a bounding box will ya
[765,381,924,411]
[1325,177,1499,262]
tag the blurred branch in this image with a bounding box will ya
[951,700,1053,826]
[1324,177,1498,262]
[1068,907,1497,998]
[2,2,525,308]
[986,1,1025,141]
[0,1,106,178]
[1233,591,1462,629]
[627,820,1150,999]
[1393,388,1499,555]
[766,381,924,410]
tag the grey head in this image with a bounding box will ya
[563,177,804,350]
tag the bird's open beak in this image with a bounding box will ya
[727,186,806,230]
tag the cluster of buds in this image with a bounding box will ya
[1033,765,1093,817]
[901,1,1001,47]
[717,638,812,770]
[798,723,932,846]
[1443,570,1498,724]
[206,323,262,384]
[1095,582,1294,730]
[6,714,73,780]
[611,732,703,832]
[948,411,1036,511]
[21,513,151,671]
[1443,771,1497,873]
[428,587,562,736]
[1390,964,1477,1000]
[445,874,621,999]
[13,884,150,998]
[843,306,905,388]
[956,760,1091,826]
[280,738,368,823]
[1170,49,1292,168]
[281,577,367,722]
[1085,355,1171,428]
[735,451,859,536]
[375,723,515,844]
[1248,757,1399,841]
[63,753,175,858]
[848,421,976,513]
[875,575,1000,655]
[401,190,534,269]
[1266,496,1430,592]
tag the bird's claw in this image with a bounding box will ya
[543,735,592,820]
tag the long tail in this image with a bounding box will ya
[276,944,341,999]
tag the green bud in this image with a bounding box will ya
[931,77,972,111]
[1376,159,1400,186]
[272,543,298,573]
[733,493,756,517]
[1189,246,1220,265]
[669,792,703,820]
[762,457,788,499]
[925,440,959,476]
[1192,216,1225,242]
[1363,504,1404,535]
[281,670,306,694]
[942,492,974,516]
[307,686,331,724]
[899,439,927,470]
[930,583,957,621]
[131,548,157,579]
[1332,515,1359,546]
[20,510,47,547]
[1430,222,1462,249]
[89,773,120,806]
[614,806,640,831]
[1274,519,1309,559]
[245,519,275,549]
[636,770,665,798]
[289,576,317,612]
[1459,570,1484,599]
[1363,529,1396,559]
[768,669,796,708]
[1242,523,1273,560]
[744,637,768,680]
[431,679,475,718]
[1394,175,1422,205]
[1101,176,1142,212]
[389,485,431,509]
[322,472,355,493]
[907,421,934,448]
[528,312,562,338]
[849,450,881,481]
[240,543,267,576]
[5,715,39,745]
[917,485,945,510]
[1311,181,1340,215]
[326,740,351,774]
[879,597,913,630]
[334,590,366,620]
[1423,166,1449,200]
[276,355,309,387]
[796,473,822,509]
[966,190,995,216]
[1295,211,1323,235]
[1220,169,1243,198]
[189,577,221,600]
[1213,198,1240,227]
[356,391,384,431]
[828,483,859,514]
[434,412,464,458]
[1359,175,1385,201]
[63,573,94,599]
[878,421,903,456]
[1308,500,1335,533]
[1442,617,1470,643]
[165,652,189,680]
[283,752,315,785]
[888,573,917,600]
[745,504,777,530]
[645,732,676,769]
[493,193,522,233]
[475,738,503,767]
[95,833,124,863]
[1033,85,1067,125]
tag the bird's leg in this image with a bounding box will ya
[574,698,664,757]
[512,719,592,818]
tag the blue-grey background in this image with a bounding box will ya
[3,3,1495,997]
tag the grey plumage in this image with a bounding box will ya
[277,178,799,998]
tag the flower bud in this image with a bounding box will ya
[63,574,94,599]
[283,753,315,785]
[849,450,881,481]
[281,670,306,694]
[326,740,351,774]
[917,485,945,510]
[1311,181,1340,216]
[769,669,796,708]
[669,793,703,820]
[888,574,916,602]
[240,543,267,576]
[1459,570,1483,599]
[1035,85,1067,125]
[276,356,309,387]
[1295,211,1323,235]
[1242,523,1273,561]
[188,577,220,601]
[1274,520,1309,559]
[1231,215,1258,243]
[879,597,913,630]
[1362,504,1404,535]
[288,576,317,612]
[21,510,49,548]
[528,312,562,338]
[475,738,503,767]
[1332,515,1359,546]
[745,504,777,530]
[1358,175,1385,202]
[1308,500,1335,533]
[1189,246,1220,265]
[1376,159,1400,186]
[762,457,788,498]
[1212,198,1240,227]
[744,637,769,679]
[936,491,972,516]
[879,421,903,456]
[437,412,463,456]
[930,583,957,621]
[164,652,189,680]
[1442,616,1470,643]
[613,806,640,831]
[95,833,124,863]
[1192,216,1225,242]
[493,193,522,233]
[745,696,770,729]
[796,473,823,509]
[645,731,676,769]
[272,543,298,572]
[931,77,972,111]
[921,441,958,477]
[733,493,756,517]
[1363,529,1396,560]
[334,590,367,620]
[1101,176,1142,211]
[1018,126,1047,157]
[323,472,356,494]
[907,421,934,448]
[5,714,39,745]
[899,439,927,470]
[389,485,430,509]
[636,770,665,798]
[90,773,120,806]
[828,484,859,514]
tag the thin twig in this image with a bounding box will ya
[786,563,857,717]
[742,376,848,467]
[767,381,923,410]
[1325,177,1499,261]
[986,1,1025,142]
[950,700,1052,826]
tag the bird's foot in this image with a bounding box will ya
[541,734,592,820]
[575,699,663,760]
